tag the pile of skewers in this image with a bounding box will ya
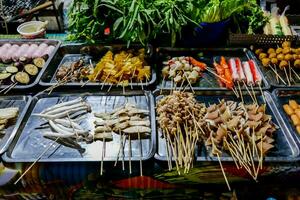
[213,56,264,104]
[204,100,277,183]
[255,41,300,85]
[88,49,151,88]
[34,97,92,153]
[0,107,19,138]
[55,58,94,82]
[156,91,206,174]
[94,103,151,175]
[283,100,300,134]
[161,56,207,88]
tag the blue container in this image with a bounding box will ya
[182,18,230,46]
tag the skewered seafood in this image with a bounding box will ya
[204,99,277,180]
[162,56,206,85]
[55,58,94,82]
[36,97,92,152]
[156,91,206,173]
[283,99,300,134]
[93,103,151,140]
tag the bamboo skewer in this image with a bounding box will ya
[243,82,256,104]
[274,65,279,84]
[250,84,258,105]
[237,81,244,104]
[129,135,132,174]
[217,153,231,191]
[163,131,172,171]
[268,65,287,85]
[121,133,125,171]
[14,137,59,185]
[291,67,300,81]
[138,132,143,176]
[100,137,105,175]
[283,67,291,86]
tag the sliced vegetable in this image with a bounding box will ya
[0,73,11,80]
[15,72,30,84]
[6,66,18,73]
[24,64,38,76]
[33,58,46,68]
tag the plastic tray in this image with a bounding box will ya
[0,95,32,154]
[0,39,61,89]
[39,43,156,89]
[2,91,156,162]
[154,90,299,162]
[272,88,300,146]
[156,47,270,91]
[248,47,300,88]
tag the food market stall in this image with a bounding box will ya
[0,0,300,199]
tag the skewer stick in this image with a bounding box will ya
[129,134,132,174]
[291,67,300,80]
[268,65,287,85]
[237,82,244,104]
[100,137,105,175]
[288,62,293,83]
[107,83,113,92]
[166,129,180,175]
[206,68,230,84]
[231,87,239,98]
[121,133,125,171]
[138,132,143,176]
[160,76,166,94]
[250,84,258,105]
[258,84,266,104]
[114,132,123,167]
[217,153,231,191]
[140,81,144,91]
[101,72,111,90]
[14,137,59,185]
[283,67,291,86]
[243,82,256,105]
[183,72,194,93]
[274,65,279,84]
[163,131,171,171]
[81,80,90,88]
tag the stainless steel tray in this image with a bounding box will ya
[39,43,156,89]
[154,90,299,162]
[0,39,61,89]
[2,91,156,162]
[248,48,300,88]
[272,88,300,146]
[156,47,270,90]
[0,95,32,154]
